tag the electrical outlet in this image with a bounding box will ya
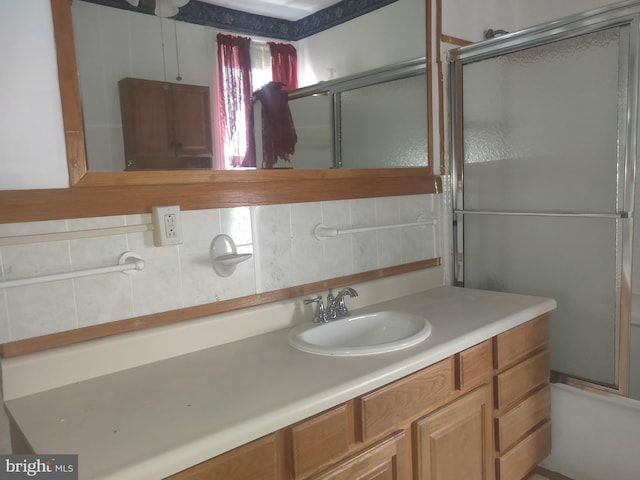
[152,205,182,246]
[164,213,177,238]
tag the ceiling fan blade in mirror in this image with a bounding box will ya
[155,0,179,17]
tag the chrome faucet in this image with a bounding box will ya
[303,287,359,323]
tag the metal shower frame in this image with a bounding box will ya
[448,0,640,395]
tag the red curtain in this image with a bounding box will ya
[216,33,254,168]
[268,42,298,91]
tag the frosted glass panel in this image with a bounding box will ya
[341,75,428,168]
[463,215,618,387]
[462,27,623,213]
[287,95,333,169]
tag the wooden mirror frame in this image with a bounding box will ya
[0,0,438,225]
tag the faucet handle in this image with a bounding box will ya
[303,295,322,305]
[303,295,326,323]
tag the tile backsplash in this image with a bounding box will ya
[0,194,443,343]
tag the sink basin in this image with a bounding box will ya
[288,310,431,356]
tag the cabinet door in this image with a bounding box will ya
[310,431,408,480]
[119,78,174,164]
[172,84,213,158]
[414,385,493,480]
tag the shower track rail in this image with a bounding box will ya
[454,210,629,219]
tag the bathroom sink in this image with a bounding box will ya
[288,310,432,356]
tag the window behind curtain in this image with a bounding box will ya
[251,42,272,92]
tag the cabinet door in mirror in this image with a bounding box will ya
[118,78,212,170]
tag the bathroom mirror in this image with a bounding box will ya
[67,0,432,176]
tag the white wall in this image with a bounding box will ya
[441,0,614,43]
[297,0,426,84]
[515,0,611,29]
[441,0,517,42]
[0,1,68,189]
[543,384,640,480]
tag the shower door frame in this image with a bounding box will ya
[448,1,640,396]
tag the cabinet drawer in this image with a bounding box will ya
[494,315,549,371]
[456,339,493,391]
[310,431,408,480]
[496,420,552,480]
[358,358,453,442]
[495,350,550,411]
[291,402,354,478]
[165,433,279,480]
[496,385,551,453]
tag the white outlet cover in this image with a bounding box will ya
[152,205,182,246]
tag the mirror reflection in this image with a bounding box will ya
[258,60,428,169]
[72,0,429,171]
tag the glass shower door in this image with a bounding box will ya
[450,13,638,393]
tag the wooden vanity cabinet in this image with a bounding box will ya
[118,77,213,170]
[164,316,551,480]
[493,314,552,480]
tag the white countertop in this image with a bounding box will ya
[4,286,556,480]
